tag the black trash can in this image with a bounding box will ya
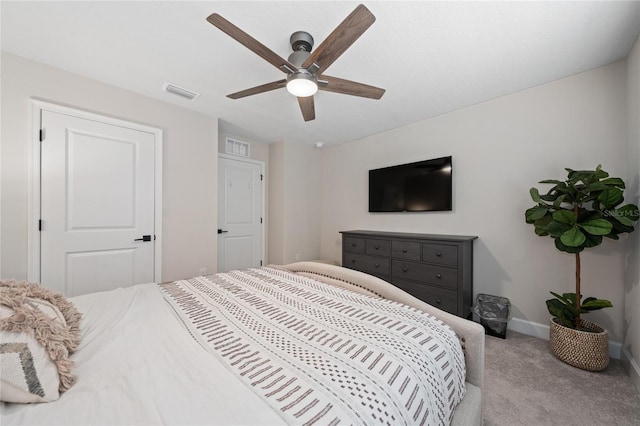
[471,294,511,339]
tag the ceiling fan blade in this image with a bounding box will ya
[319,75,385,99]
[207,13,297,73]
[227,80,287,99]
[301,4,375,74]
[297,96,315,121]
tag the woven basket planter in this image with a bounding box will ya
[549,318,609,371]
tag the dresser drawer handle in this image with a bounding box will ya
[352,243,357,247]
[436,299,442,305]
[436,273,442,279]
[402,248,407,253]
[374,245,380,250]
[402,267,408,272]
[436,252,442,257]
[351,259,356,264]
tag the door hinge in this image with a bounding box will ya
[260,174,263,181]
[39,129,45,142]
[260,217,263,224]
[38,219,42,231]
[260,260,263,266]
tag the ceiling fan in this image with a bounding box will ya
[206,4,385,122]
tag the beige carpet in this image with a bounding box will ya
[483,330,640,425]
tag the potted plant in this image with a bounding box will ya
[525,165,639,371]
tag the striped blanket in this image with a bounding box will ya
[160,267,466,425]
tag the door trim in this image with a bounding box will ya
[218,153,266,268]
[28,99,163,283]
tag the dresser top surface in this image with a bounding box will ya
[340,230,478,242]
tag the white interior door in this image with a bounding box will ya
[217,156,264,272]
[39,109,159,296]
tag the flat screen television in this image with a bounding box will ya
[369,156,452,212]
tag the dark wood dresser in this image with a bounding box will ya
[340,230,477,318]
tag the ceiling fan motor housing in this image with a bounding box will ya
[290,31,314,52]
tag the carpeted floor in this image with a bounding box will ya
[483,330,640,425]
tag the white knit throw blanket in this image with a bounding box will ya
[160,267,466,425]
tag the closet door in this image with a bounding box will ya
[39,108,159,296]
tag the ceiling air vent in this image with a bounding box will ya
[162,82,200,101]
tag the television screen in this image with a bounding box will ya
[369,156,452,212]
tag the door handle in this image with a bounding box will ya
[134,235,153,242]
[218,229,229,234]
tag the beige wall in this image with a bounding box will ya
[1,53,219,283]
[268,141,321,264]
[624,35,640,389]
[319,61,629,343]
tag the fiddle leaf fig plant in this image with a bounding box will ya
[525,165,639,329]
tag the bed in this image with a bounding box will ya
[1,261,484,425]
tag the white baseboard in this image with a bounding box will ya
[507,317,623,360]
[621,346,640,393]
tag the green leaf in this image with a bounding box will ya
[553,194,567,207]
[534,216,553,236]
[530,187,543,203]
[598,187,624,208]
[593,166,609,180]
[609,218,635,235]
[582,232,604,248]
[561,227,586,247]
[546,220,572,238]
[554,237,583,253]
[550,291,572,305]
[601,177,625,188]
[540,193,558,202]
[586,182,608,192]
[550,292,581,311]
[569,170,596,183]
[525,206,548,223]
[553,210,577,225]
[546,299,574,322]
[580,218,613,236]
[560,293,579,305]
[609,204,640,226]
[539,179,564,184]
[582,299,613,311]
[553,183,571,195]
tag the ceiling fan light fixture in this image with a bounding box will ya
[286,71,318,97]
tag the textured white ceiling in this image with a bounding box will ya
[2,1,639,146]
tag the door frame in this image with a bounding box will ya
[28,99,163,283]
[217,153,266,269]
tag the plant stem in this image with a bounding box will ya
[575,251,581,328]
[574,204,581,329]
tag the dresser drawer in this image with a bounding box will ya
[422,243,458,266]
[344,253,390,276]
[392,278,458,315]
[365,239,390,257]
[391,240,421,261]
[344,237,365,254]
[391,260,458,289]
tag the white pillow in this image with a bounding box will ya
[0,281,82,403]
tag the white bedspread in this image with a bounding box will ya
[161,267,466,425]
[1,268,466,425]
[1,283,286,425]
